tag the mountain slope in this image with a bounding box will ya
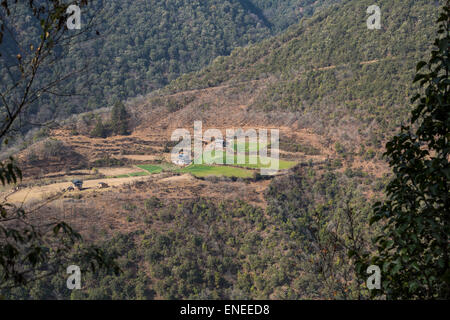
[0,0,328,133]
[167,0,436,90]
[1,0,445,301]
[159,0,439,151]
[250,0,342,31]
[43,0,440,172]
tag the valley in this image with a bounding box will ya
[1,0,447,301]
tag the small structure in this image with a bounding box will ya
[71,179,83,191]
[67,186,75,192]
[98,182,109,189]
[174,153,191,166]
[14,184,25,191]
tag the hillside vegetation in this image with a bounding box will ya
[3,166,376,300]
[0,0,327,137]
[164,0,438,148]
[1,0,445,300]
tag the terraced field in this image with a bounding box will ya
[199,140,297,172]
[111,165,166,178]
[180,164,254,178]
[137,165,164,174]
[199,151,297,170]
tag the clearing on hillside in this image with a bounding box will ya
[181,164,253,178]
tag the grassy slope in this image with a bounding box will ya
[181,164,254,178]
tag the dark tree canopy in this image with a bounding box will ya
[367,1,449,299]
[111,101,130,136]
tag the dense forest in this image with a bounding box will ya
[0,0,330,139]
[165,0,438,143]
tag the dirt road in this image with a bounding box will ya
[2,176,151,204]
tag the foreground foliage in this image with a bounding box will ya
[365,2,450,299]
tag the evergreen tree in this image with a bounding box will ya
[111,101,130,136]
[367,2,449,299]
[91,117,107,138]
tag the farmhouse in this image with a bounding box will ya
[71,179,83,190]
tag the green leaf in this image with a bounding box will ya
[416,61,427,71]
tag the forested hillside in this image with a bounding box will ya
[0,0,445,300]
[3,167,376,300]
[165,0,438,146]
[242,0,338,31]
[0,0,327,137]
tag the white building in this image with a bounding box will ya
[174,153,191,166]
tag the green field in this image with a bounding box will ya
[137,165,164,174]
[112,165,163,178]
[199,152,297,170]
[113,171,150,178]
[128,171,151,177]
[232,140,269,153]
[180,164,253,178]
[199,140,296,171]
[201,141,268,162]
[110,157,295,180]
[233,157,297,170]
